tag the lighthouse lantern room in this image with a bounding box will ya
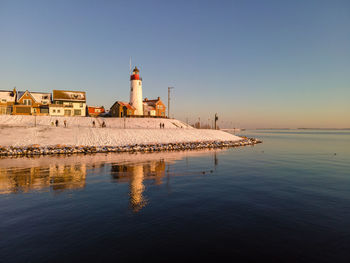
[129,66,143,115]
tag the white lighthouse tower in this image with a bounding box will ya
[129,66,143,115]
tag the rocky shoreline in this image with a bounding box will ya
[0,138,261,157]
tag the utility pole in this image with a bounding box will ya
[168,87,174,118]
[214,113,218,130]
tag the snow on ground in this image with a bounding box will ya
[0,115,242,147]
[0,115,192,129]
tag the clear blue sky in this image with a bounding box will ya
[1,0,349,128]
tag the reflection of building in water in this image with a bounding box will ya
[111,160,166,212]
[0,164,86,194]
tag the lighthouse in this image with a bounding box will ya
[129,66,143,115]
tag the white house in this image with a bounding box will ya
[50,90,86,116]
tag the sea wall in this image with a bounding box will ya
[0,138,262,157]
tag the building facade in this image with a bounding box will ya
[143,97,166,117]
[50,90,86,116]
[13,90,51,115]
[0,88,16,115]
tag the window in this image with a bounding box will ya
[16,107,31,114]
[42,101,47,105]
[41,108,49,114]
[57,109,60,113]
[74,109,81,115]
[80,103,83,108]
[53,109,56,113]
[139,81,141,86]
[23,99,32,106]
[1,99,6,103]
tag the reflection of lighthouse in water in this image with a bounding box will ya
[130,66,143,115]
[110,160,166,212]
[129,165,146,212]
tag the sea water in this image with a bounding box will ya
[0,130,349,262]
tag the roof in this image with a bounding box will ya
[143,97,163,107]
[28,92,51,104]
[53,90,86,102]
[133,66,139,73]
[112,101,135,110]
[17,90,37,103]
[17,91,51,104]
[88,106,105,109]
[0,90,16,103]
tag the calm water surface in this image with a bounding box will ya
[1,130,350,262]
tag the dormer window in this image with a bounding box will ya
[1,99,6,103]
[42,95,48,99]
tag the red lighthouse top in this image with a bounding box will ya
[130,66,142,80]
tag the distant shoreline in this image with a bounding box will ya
[253,128,350,130]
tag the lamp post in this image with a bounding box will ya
[168,87,174,118]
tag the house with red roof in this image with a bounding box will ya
[88,106,105,117]
[110,101,135,117]
[143,97,166,117]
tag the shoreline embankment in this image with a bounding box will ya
[0,138,262,157]
[0,115,262,157]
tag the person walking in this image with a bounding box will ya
[102,121,106,128]
[160,123,162,129]
[55,120,58,127]
[92,120,95,128]
[64,120,67,128]
[162,123,165,129]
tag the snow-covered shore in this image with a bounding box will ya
[0,115,192,129]
[0,115,242,147]
[0,126,242,147]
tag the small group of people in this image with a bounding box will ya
[92,120,106,128]
[159,123,165,129]
[52,120,67,127]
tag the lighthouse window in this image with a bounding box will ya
[139,81,141,86]
[131,87,133,91]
